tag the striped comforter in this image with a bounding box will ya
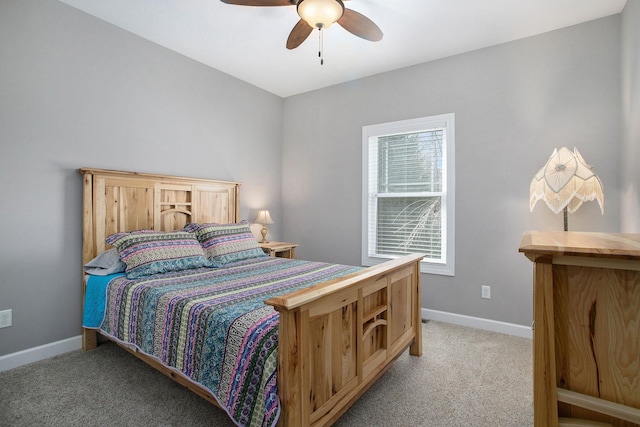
[94,256,362,427]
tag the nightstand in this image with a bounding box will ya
[259,241,299,259]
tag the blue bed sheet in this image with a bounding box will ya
[82,273,125,328]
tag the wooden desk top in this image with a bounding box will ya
[519,231,640,260]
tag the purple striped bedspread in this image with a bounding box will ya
[87,256,362,427]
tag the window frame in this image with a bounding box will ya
[361,114,455,276]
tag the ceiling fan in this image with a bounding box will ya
[220,0,383,52]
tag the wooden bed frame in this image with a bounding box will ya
[80,168,423,427]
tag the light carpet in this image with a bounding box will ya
[0,321,533,426]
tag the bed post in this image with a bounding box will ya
[81,170,98,350]
[274,307,303,427]
[409,260,422,356]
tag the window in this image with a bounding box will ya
[362,114,455,275]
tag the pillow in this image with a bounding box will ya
[182,222,200,233]
[106,230,211,278]
[84,248,127,276]
[187,221,267,267]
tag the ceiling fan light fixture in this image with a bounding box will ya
[297,0,344,30]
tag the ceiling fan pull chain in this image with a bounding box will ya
[319,27,324,65]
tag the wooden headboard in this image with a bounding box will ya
[80,168,241,265]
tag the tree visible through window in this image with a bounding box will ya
[362,114,455,276]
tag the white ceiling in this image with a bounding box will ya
[58,0,627,98]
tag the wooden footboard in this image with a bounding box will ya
[266,253,423,427]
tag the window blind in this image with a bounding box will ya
[368,129,446,262]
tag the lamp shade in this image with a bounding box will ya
[297,0,344,29]
[530,147,604,215]
[254,210,274,225]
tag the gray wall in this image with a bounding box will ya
[621,0,640,233]
[0,0,283,356]
[282,16,622,327]
[0,0,632,357]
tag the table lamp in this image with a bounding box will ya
[529,147,604,231]
[254,210,274,243]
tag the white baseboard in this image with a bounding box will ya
[422,308,532,339]
[0,335,82,372]
[0,310,531,372]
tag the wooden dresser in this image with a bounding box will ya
[519,231,640,427]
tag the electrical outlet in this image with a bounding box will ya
[481,285,491,299]
[0,309,12,328]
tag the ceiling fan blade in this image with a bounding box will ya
[286,19,313,49]
[337,8,383,42]
[220,0,294,6]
